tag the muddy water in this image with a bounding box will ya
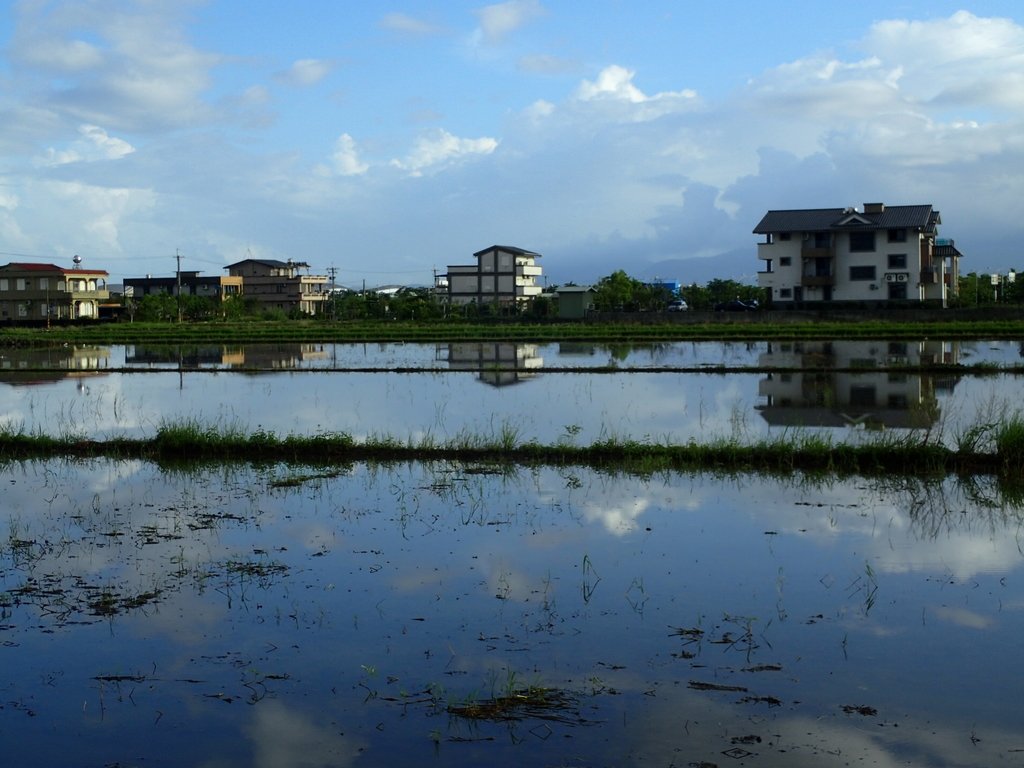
[1,460,1021,766]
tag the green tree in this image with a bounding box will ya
[593,270,672,311]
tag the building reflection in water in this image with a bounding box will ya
[125,343,329,370]
[757,340,960,429]
[0,345,110,386]
[438,342,544,386]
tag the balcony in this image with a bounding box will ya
[801,273,834,287]
[920,266,938,284]
[516,264,542,277]
[801,245,833,259]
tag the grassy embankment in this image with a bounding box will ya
[1,314,1024,344]
[0,416,1021,485]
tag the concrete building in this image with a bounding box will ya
[224,259,329,315]
[124,271,243,301]
[0,261,109,322]
[446,245,543,309]
[755,203,962,307]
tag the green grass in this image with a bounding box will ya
[0,418,1017,480]
[3,313,1024,346]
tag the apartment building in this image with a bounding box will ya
[445,245,543,309]
[755,203,962,307]
[224,259,329,315]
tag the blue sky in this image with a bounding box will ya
[1,1,1022,287]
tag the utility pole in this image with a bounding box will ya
[176,249,183,323]
[326,265,338,320]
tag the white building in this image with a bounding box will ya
[755,203,962,307]
[446,245,543,309]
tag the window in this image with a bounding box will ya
[849,266,876,281]
[779,257,791,266]
[813,232,831,249]
[0,279,7,291]
[779,288,792,298]
[888,228,907,243]
[16,278,26,290]
[849,231,875,251]
[888,254,907,269]
[888,282,908,300]
[849,385,877,407]
[779,232,791,241]
[39,278,49,290]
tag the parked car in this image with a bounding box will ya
[666,299,689,312]
[714,299,759,312]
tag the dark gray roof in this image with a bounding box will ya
[753,204,939,234]
[472,245,542,258]
[224,258,291,269]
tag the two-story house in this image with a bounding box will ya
[125,271,243,302]
[223,259,329,315]
[755,203,962,307]
[0,262,110,322]
[445,245,543,309]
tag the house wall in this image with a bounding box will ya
[758,231,941,304]
[446,247,543,306]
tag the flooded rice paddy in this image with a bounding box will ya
[1,340,1023,766]
[0,339,1021,447]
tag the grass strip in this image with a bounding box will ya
[0,420,1020,481]
[3,315,1024,345]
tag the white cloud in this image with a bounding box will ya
[472,0,545,43]
[390,129,498,176]
[9,1,220,132]
[379,12,446,37]
[329,133,368,176]
[40,124,135,166]
[16,38,103,71]
[574,65,699,121]
[518,53,577,75]
[275,58,334,88]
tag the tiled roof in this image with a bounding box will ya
[1,262,109,275]
[472,245,542,258]
[753,204,938,234]
[224,258,291,268]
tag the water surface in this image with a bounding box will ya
[1,460,1021,766]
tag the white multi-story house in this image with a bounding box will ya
[445,245,543,309]
[755,203,962,307]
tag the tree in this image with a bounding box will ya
[593,270,672,311]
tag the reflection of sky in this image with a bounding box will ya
[1,461,1022,765]
[0,341,1021,447]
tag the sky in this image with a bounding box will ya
[1,0,1023,288]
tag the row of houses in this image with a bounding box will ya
[0,258,335,323]
[0,200,968,322]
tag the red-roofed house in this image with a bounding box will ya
[0,262,110,322]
